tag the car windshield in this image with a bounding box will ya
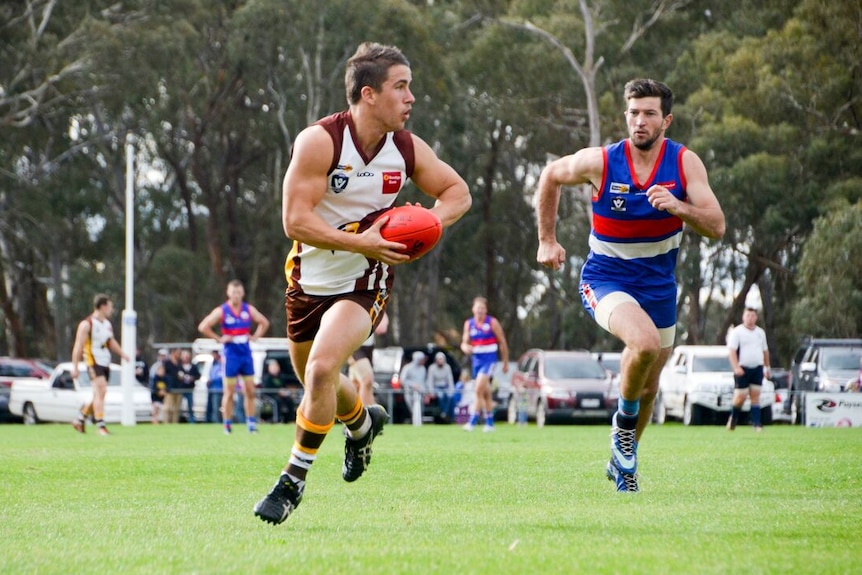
[691,355,732,373]
[821,349,862,371]
[545,357,606,379]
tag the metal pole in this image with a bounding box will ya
[121,138,138,426]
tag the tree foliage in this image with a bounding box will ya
[0,0,859,367]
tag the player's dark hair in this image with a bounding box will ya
[624,79,674,117]
[345,42,410,105]
[93,293,112,310]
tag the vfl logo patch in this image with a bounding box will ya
[331,173,349,193]
[610,182,630,194]
[382,172,402,194]
[611,197,626,212]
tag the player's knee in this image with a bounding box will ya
[304,357,341,387]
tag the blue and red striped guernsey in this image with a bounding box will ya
[221,301,252,357]
[468,316,499,360]
[582,138,688,289]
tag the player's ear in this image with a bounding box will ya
[663,113,673,130]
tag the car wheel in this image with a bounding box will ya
[22,402,39,425]
[683,399,707,426]
[536,400,546,428]
[507,397,517,425]
[652,394,667,425]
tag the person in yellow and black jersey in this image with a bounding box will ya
[71,294,130,435]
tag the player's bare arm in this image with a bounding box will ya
[535,147,603,270]
[70,320,89,378]
[198,307,226,342]
[646,150,725,239]
[282,126,409,265]
[460,321,473,355]
[491,318,510,370]
[409,135,471,227]
[108,337,130,362]
[248,306,270,341]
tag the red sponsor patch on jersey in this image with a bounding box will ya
[382,171,402,194]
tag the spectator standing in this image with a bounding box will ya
[206,350,224,423]
[426,352,455,422]
[150,362,168,424]
[178,350,200,423]
[149,348,168,388]
[162,348,183,424]
[400,351,429,426]
[262,360,297,423]
[726,307,770,431]
[134,348,149,386]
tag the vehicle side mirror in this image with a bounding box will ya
[799,361,817,373]
[674,365,687,374]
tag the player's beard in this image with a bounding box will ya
[631,128,661,151]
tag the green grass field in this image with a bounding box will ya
[2,421,860,575]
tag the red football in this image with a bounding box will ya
[375,205,442,261]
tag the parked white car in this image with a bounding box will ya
[9,362,152,424]
[654,345,774,426]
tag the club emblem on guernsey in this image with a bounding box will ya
[331,173,349,193]
[611,197,626,212]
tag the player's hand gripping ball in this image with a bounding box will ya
[375,205,442,261]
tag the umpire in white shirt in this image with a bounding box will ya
[726,307,771,431]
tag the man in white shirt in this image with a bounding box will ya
[726,307,771,431]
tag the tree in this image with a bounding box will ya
[791,199,862,337]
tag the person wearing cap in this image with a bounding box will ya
[426,351,455,422]
[399,351,429,426]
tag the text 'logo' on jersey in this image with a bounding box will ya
[382,171,402,194]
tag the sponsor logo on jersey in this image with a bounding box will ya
[611,196,626,212]
[331,173,349,193]
[382,171,402,194]
[610,182,631,194]
[336,164,353,172]
[357,171,374,177]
